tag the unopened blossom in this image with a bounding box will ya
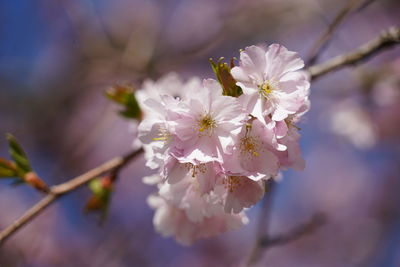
[148,195,248,245]
[231,44,310,122]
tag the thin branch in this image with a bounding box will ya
[308,26,400,80]
[258,212,326,248]
[246,212,326,267]
[306,0,368,66]
[0,194,56,246]
[246,179,276,266]
[0,148,143,246]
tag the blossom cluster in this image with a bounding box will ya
[136,44,310,245]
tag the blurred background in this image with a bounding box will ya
[0,0,399,266]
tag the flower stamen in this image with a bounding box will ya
[152,127,170,142]
[240,136,260,157]
[259,80,277,98]
[222,176,242,193]
[185,163,207,177]
[197,114,217,136]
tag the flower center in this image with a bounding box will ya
[259,80,276,98]
[198,114,216,136]
[222,176,243,193]
[185,163,207,177]
[239,136,260,157]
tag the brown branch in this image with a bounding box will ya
[0,148,143,246]
[245,179,276,266]
[308,26,400,81]
[246,212,326,266]
[306,0,368,66]
[258,212,326,248]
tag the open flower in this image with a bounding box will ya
[232,44,310,122]
[214,175,265,214]
[173,79,246,163]
[137,96,183,169]
[136,73,201,169]
[224,119,279,181]
[148,195,248,245]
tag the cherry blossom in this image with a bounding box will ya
[231,44,310,122]
[148,195,248,245]
[173,79,246,164]
[136,44,310,244]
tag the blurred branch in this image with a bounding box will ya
[258,212,326,248]
[308,26,400,80]
[0,148,143,246]
[245,179,276,266]
[246,212,326,266]
[306,0,373,65]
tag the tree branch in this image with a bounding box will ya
[258,212,326,248]
[246,212,326,266]
[0,148,143,246]
[245,180,276,266]
[306,0,368,65]
[308,26,400,80]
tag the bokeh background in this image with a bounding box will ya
[0,0,399,266]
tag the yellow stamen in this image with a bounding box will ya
[223,176,242,193]
[185,163,207,177]
[152,127,170,142]
[197,114,216,135]
[259,80,277,98]
[240,136,260,157]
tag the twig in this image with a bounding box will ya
[306,0,370,65]
[258,212,326,248]
[308,26,400,80]
[246,212,326,267]
[246,179,276,266]
[0,148,143,246]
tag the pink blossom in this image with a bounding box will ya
[224,119,279,181]
[214,175,265,214]
[136,73,203,169]
[136,72,201,104]
[137,44,310,245]
[159,161,224,222]
[231,44,310,121]
[148,195,248,245]
[137,96,182,169]
[275,123,306,170]
[173,79,246,163]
